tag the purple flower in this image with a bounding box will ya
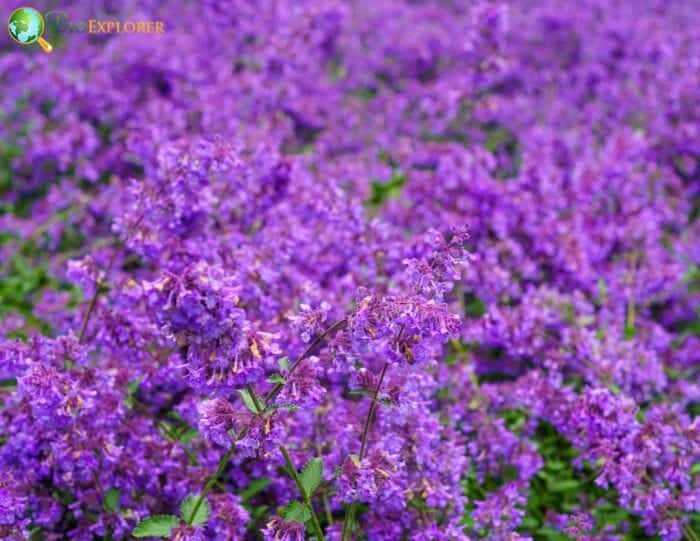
[198,398,245,447]
[262,517,306,541]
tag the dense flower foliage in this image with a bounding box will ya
[1,1,698,540]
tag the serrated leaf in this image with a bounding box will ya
[103,487,120,512]
[278,357,290,371]
[238,388,262,413]
[282,500,311,524]
[180,494,210,525]
[267,373,286,384]
[299,457,323,497]
[132,515,179,538]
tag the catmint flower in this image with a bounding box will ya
[262,516,306,541]
[198,398,245,447]
[337,450,403,505]
[171,525,206,541]
[66,255,103,297]
[278,357,326,405]
[208,494,250,540]
[289,301,331,343]
[143,262,279,394]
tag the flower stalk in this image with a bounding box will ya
[280,444,326,541]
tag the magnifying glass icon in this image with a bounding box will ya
[7,6,53,53]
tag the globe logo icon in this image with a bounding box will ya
[7,6,53,52]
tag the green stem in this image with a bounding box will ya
[247,383,265,413]
[358,363,388,460]
[340,503,355,541]
[184,320,347,528]
[280,445,326,541]
[186,446,235,525]
[320,488,334,526]
[78,183,167,345]
[341,362,389,541]
[316,441,334,526]
[684,524,699,541]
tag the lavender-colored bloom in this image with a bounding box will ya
[198,398,244,447]
[262,516,306,541]
[0,0,697,539]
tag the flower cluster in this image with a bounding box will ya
[0,0,698,540]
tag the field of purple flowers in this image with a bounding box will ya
[1,1,699,540]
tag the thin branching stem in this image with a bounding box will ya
[77,183,167,344]
[264,319,348,403]
[358,362,388,461]
[186,319,347,527]
[186,446,235,524]
[280,445,326,541]
[341,362,389,541]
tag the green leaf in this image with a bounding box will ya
[349,388,374,399]
[180,494,210,526]
[103,487,120,512]
[368,170,406,206]
[547,479,579,492]
[0,378,17,389]
[624,301,636,340]
[407,496,430,512]
[464,292,486,318]
[240,477,271,502]
[127,379,141,395]
[125,379,141,409]
[267,373,286,384]
[177,427,199,443]
[691,462,700,475]
[238,388,262,413]
[299,457,323,497]
[520,516,539,529]
[264,403,299,415]
[282,500,311,524]
[132,515,179,538]
[278,357,290,371]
